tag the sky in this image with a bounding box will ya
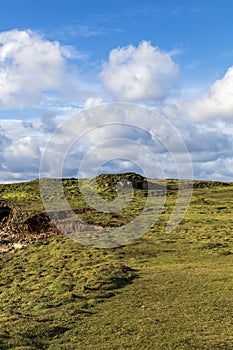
[1,0,233,182]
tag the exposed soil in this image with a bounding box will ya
[0,202,103,253]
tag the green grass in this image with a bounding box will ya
[1,175,233,349]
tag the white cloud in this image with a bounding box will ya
[1,36,233,184]
[160,99,233,180]
[60,45,88,60]
[0,29,66,109]
[57,24,105,39]
[2,135,42,181]
[41,111,57,133]
[192,157,233,182]
[186,67,233,121]
[100,41,179,101]
[39,103,192,181]
[84,97,103,109]
[1,101,233,182]
[0,118,49,182]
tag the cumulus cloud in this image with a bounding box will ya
[1,101,233,182]
[186,67,233,121]
[0,127,11,172]
[182,125,233,167]
[4,31,233,182]
[0,126,11,148]
[84,97,103,109]
[41,111,57,133]
[191,157,233,182]
[100,41,179,101]
[39,103,192,181]
[5,136,41,173]
[0,118,48,182]
[160,99,233,180]
[0,29,66,109]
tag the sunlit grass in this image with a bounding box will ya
[0,175,233,349]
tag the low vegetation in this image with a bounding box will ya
[0,173,233,349]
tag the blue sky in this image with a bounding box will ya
[2,0,233,80]
[1,0,233,182]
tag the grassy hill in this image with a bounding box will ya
[0,173,233,349]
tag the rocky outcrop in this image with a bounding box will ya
[95,172,148,190]
[94,172,165,192]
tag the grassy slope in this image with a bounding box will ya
[0,177,233,349]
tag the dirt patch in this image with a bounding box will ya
[0,203,56,253]
[0,203,104,253]
[24,213,55,233]
[0,205,12,223]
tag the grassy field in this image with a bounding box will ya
[0,174,233,349]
